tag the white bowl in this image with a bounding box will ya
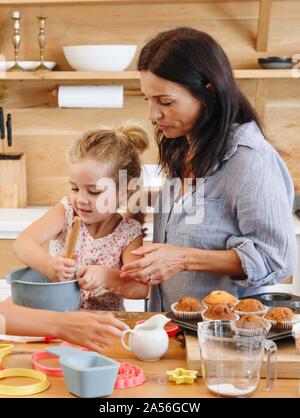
[63,45,137,71]
[1,61,56,71]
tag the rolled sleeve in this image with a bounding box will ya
[226,236,292,287]
[226,150,296,288]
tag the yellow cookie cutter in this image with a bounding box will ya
[0,368,50,396]
[166,368,198,384]
[0,344,13,366]
[0,344,13,358]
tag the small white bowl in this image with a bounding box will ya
[2,61,56,71]
[63,45,137,71]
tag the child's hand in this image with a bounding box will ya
[46,256,76,282]
[76,265,108,291]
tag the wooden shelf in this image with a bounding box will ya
[0,0,281,5]
[234,69,295,79]
[0,69,295,81]
[0,71,139,80]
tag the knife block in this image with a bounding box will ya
[0,153,27,208]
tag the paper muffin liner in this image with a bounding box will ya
[234,305,268,318]
[170,303,203,320]
[201,309,239,322]
[232,319,271,337]
[264,317,297,332]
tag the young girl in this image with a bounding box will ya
[13,123,150,310]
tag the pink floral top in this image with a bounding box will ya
[49,197,142,311]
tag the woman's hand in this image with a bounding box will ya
[120,244,187,285]
[46,255,76,282]
[55,311,129,353]
[76,265,108,291]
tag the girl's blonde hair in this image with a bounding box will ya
[68,122,149,222]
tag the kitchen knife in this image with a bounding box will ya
[6,113,12,146]
[0,107,4,139]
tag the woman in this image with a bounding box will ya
[120,27,296,312]
[0,300,128,352]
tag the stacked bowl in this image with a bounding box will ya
[63,45,137,71]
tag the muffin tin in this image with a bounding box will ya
[166,312,292,341]
[248,293,300,312]
[167,293,300,341]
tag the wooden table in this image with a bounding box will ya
[0,312,299,398]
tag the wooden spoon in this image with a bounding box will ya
[64,216,81,259]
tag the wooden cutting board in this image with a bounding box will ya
[185,333,300,379]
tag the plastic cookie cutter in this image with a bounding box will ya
[0,344,13,359]
[0,344,13,367]
[61,341,89,351]
[46,345,120,398]
[114,362,146,389]
[0,368,49,396]
[32,340,88,374]
[166,368,198,384]
[32,351,64,376]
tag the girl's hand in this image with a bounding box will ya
[46,256,76,282]
[76,265,108,291]
[55,311,129,353]
[120,244,187,285]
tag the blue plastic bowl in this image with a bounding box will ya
[6,267,80,312]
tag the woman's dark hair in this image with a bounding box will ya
[138,27,263,178]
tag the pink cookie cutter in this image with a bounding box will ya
[114,362,145,389]
[32,351,64,376]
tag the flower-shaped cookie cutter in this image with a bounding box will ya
[166,368,198,384]
[114,362,145,389]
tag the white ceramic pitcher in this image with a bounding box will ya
[121,314,171,361]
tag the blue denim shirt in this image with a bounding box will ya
[149,121,296,312]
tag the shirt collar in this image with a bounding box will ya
[211,121,265,174]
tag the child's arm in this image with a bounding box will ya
[12,203,75,281]
[77,236,149,300]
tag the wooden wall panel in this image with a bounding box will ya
[0,241,47,278]
[0,1,299,204]
[0,240,24,277]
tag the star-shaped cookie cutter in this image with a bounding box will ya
[166,368,198,384]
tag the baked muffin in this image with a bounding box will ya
[175,296,204,312]
[264,307,295,330]
[233,315,271,336]
[234,299,267,317]
[265,307,294,322]
[203,290,238,307]
[202,303,239,321]
[171,296,203,319]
